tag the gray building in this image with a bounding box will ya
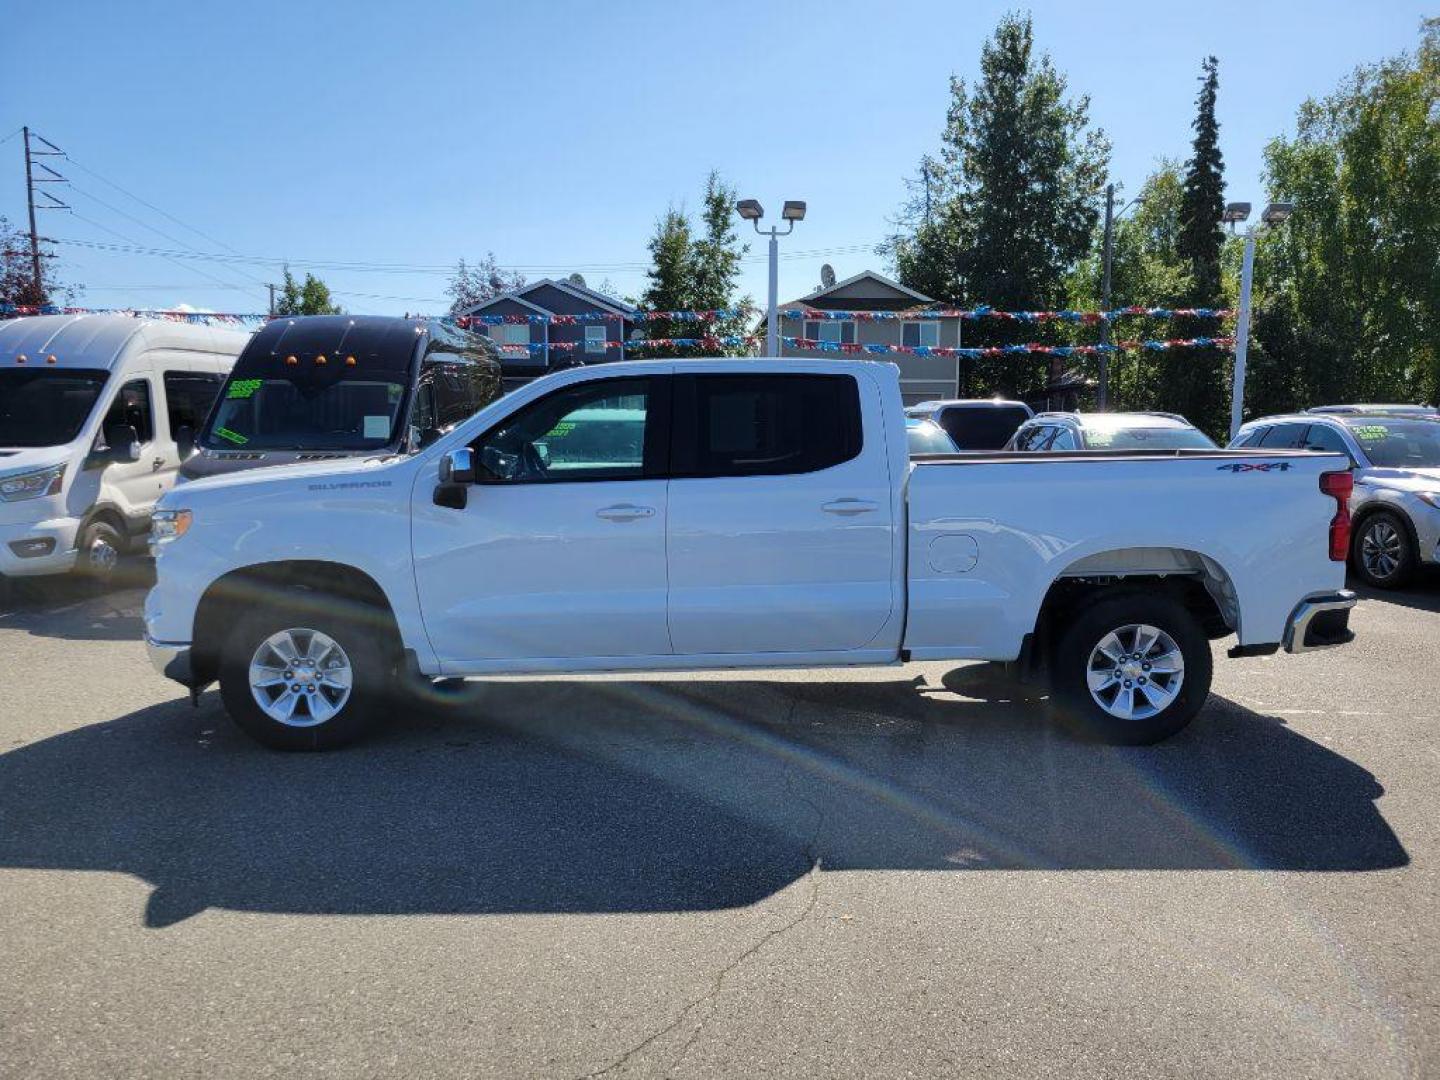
[461,279,637,388]
[778,271,961,405]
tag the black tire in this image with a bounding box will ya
[218,600,393,750]
[74,519,124,582]
[1351,510,1415,589]
[1050,590,1213,745]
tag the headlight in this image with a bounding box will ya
[1418,492,1440,510]
[151,509,193,543]
[0,463,66,502]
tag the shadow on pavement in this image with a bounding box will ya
[1351,574,1440,614]
[0,561,151,642]
[0,673,1406,928]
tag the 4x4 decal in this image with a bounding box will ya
[1216,462,1293,473]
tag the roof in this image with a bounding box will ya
[0,314,250,369]
[789,269,936,308]
[462,277,636,318]
[1031,411,1200,430]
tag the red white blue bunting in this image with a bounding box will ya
[783,336,1236,358]
[782,306,1233,323]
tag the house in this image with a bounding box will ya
[460,278,637,389]
[777,270,960,405]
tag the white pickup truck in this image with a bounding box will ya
[144,358,1357,750]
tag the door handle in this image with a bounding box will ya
[152,456,166,470]
[596,504,656,521]
[822,498,879,516]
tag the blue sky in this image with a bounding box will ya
[1,0,1428,316]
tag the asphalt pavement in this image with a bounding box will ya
[0,563,1436,1078]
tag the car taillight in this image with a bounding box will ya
[1320,470,1353,562]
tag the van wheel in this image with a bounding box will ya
[1352,510,1415,589]
[75,519,124,581]
[218,604,391,750]
[1050,591,1212,745]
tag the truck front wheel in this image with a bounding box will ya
[1050,591,1212,745]
[218,603,390,750]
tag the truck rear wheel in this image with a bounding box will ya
[1050,591,1212,745]
[218,603,391,750]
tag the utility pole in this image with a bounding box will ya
[267,283,277,316]
[1098,183,1115,411]
[22,127,41,295]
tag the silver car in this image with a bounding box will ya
[1006,411,1218,452]
[1231,412,1440,588]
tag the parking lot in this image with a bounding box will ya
[1,564,1437,1079]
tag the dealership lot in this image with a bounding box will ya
[1,568,1437,1078]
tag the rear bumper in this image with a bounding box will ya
[145,635,195,686]
[1283,590,1357,654]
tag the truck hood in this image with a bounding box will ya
[1359,467,1440,492]
[162,453,406,505]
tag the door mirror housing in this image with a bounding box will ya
[438,447,474,485]
[175,424,196,460]
[104,424,142,464]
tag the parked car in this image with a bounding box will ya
[1231,411,1440,588]
[179,315,503,482]
[906,417,959,455]
[146,358,1356,751]
[1306,404,1439,416]
[1006,412,1218,452]
[0,314,246,583]
[905,398,1033,450]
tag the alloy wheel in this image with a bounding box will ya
[1085,623,1185,720]
[248,628,353,727]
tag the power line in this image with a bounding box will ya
[49,236,882,276]
[70,210,268,304]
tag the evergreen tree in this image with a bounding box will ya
[1159,56,1230,436]
[0,215,79,307]
[275,266,342,316]
[639,208,694,357]
[887,13,1109,399]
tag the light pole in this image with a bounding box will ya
[736,198,806,356]
[1226,200,1294,440]
[1098,185,1142,410]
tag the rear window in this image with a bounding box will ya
[677,374,862,478]
[1083,425,1216,450]
[937,405,1030,450]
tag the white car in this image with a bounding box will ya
[1232,411,1440,588]
[1007,412,1217,452]
[0,315,247,583]
[146,358,1355,750]
[904,398,1033,450]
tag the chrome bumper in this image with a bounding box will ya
[1283,590,1357,654]
[145,635,195,685]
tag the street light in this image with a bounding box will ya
[736,196,805,357]
[1229,201,1295,440]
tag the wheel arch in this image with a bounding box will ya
[190,560,402,688]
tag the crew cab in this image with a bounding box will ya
[144,358,1357,750]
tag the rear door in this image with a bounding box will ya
[666,371,896,655]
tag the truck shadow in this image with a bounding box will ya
[0,562,151,642]
[0,675,1406,928]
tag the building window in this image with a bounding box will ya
[801,320,856,346]
[584,325,608,355]
[901,321,940,348]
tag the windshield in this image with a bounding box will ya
[202,372,410,451]
[907,423,957,455]
[0,369,110,448]
[1345,419,1440,468]
[1084,425,1217,450]
[937,405,1031,450]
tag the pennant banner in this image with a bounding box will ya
[0,303,267,327]
[782,336,1236,358]
[449,308,750,327]
[781,306,1234,323]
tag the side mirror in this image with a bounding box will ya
[438,447,474,485]
[175,424,196,459]
[104,424,142,464]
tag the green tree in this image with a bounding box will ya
[1161,56,1231,435]
[888,13,1110,398]
[275,267,342,316]
[1,215,79,307]
[639,172,751,355]
[1255,19,1440,410]
[446,253,526,315]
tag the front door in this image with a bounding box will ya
[411,375,672,670]
[666,372,898,656]
[97,374,168,518]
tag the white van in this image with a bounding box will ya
[0,314,248,582]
